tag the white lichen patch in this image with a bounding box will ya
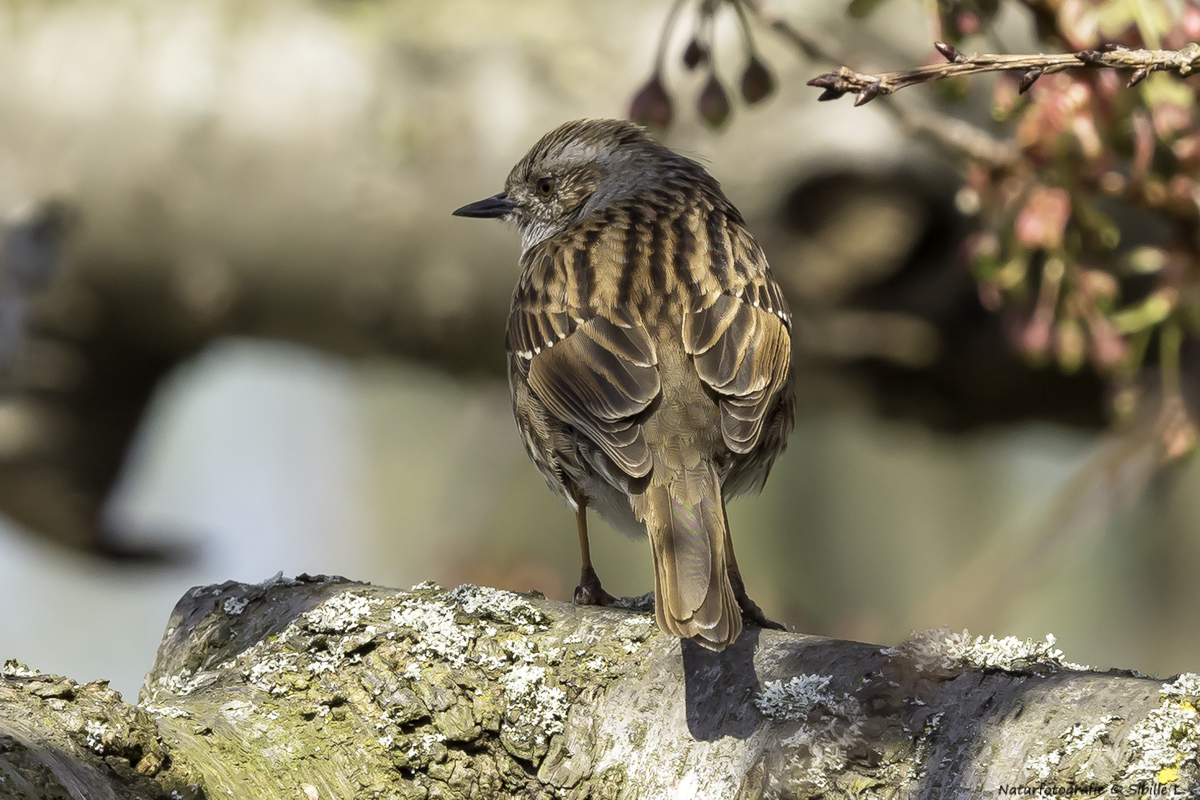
[222,596,249,616]
[406,731,447,761]
[582,655,610,673]
[501,636,539,666]
[84,719,110,754]
[1025,749,1061,781]
[139,704,191,719]
[1,659,40,677]
[756,674,860,722]
[390,598,474,668]
[943,631,1090,671]
[1063,716,1117,755]
[155,667,215,698]
[615,616,656,654]
[1162,673,1200,702]
[1025,715,1119,781]
[219,699,256,721]
[305,591,377,634]
[753,674,870,791]
[215,592,383,695]
[306,650,343,675]
[447,585,550,633]
[1121,677,1200,788]
[390,585,556,672]
[501,663,568,746]
[245,652,303,696]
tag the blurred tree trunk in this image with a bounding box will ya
[1,576,1195,799]
[0,0,659,553]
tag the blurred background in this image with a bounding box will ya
[2,0,1199,700]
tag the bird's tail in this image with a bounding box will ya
[634,461,741,650]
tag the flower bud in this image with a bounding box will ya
[698,74,731,129]
[740,56,776,104]
[1086,315,1128,371]
[1187,4,1200,40]
[683,39,708,70]
[1078,269,1119,302]
[1021,318,1052,362]
[1171,133,1200,169]
[1054,318,1085,373]
[954,9,982,36]
[1015,185,1071,249]
[629,73,673,129]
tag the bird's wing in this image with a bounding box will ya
[508,244,660,479]
[683,219,793,455]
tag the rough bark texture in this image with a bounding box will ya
[2,575,1198,799]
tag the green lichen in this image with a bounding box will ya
[1121,675,1200,789]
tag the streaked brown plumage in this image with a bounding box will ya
[454,119,794,650]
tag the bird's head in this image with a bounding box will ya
[453,119,687,252]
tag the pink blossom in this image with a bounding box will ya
[1015,186,1071,249]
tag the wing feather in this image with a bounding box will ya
[508,246,660,477]
[525,317,660,477]
[684,219,792,456]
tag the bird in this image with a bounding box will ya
[453,119,794,650]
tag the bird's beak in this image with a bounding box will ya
[452,192,516,219]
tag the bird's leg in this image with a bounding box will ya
[573,500,617,606]
[723,505,787,631]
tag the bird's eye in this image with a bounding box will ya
[536,177,555,197]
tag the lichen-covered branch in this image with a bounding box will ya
[808,42,1200,106]
[3,576,1199,799]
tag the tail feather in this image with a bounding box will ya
[638,462,741,650]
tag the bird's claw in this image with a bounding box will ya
[574,565,618,607]
[729,567,787,631]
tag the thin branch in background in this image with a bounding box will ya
[807,41,1200,106]
[743,0,1020,169]
[743,0,855,68]
[888,107,1021,168]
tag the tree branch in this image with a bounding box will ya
[745,0,1020,168]
[808,42,1200,106]
[4,577,1200,798]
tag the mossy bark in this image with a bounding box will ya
[1,575,1197,799]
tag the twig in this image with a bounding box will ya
[808,41,1200,106]
[744,0,1020,168]
[742,0,863,84]
[891,107,1020,168]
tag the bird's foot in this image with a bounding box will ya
[574,565,618,607]
[728,568,787,631]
